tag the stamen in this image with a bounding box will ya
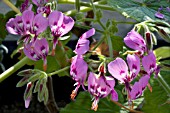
[70,90,77,100]
[147,83,152,92]
[91,99,99,111]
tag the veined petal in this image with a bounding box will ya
[88,72,97,95]
[105,76,115,89]
[22,10,34,32]
[6,18,19,35]
[80,28,95,39]
[70,55,88,83]
[111,89,118,101]
[32,13,48,35]
[124,30,146,52]
[142,51,156,75]
[60,15,74,36]
[127,54,140,80]
[129,82,140,100]
[23,42,41,61]
[108,58,128,83]
[14,16,25,35]
[48,11,64,34]
[139,75,150,94]
[74,39,90,55]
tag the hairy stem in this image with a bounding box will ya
[48,66,70,76]
[45,76,59,113]
[58,0,114,11]
[2,0,20,14]
[74,23,104,33]
[92,36,105,51]
[111,100,144,113]
[0,57,30,83]
[157,73,170,96]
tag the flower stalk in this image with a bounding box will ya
[2,0,20,14]
[48,66,70,77]
[0,57,30,83]
[157,73,170,96]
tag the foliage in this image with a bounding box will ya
[0,0,170,113]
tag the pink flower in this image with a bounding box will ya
[142,51,160,77]
[74,28,95,55]
[88,72,118,111]
[6,10,48,44]
[130,75,150,100]
[108,54,140,84]
[124,30,147,55]
[48,11,74,55]
[24,38,49,71]
[70,55,88,100]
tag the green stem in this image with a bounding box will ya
[92,36,105,51]
[106,33,113,58]
[74,23,104,33]
[48,66,70,76]
[76,18,95,22]
[97,20,106,30]
[58,0,114,11]
[0,57,30,83]
[2,0,20,14]
[115,21,137,24]
[157,73,170,96]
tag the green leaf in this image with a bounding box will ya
[154,46,170,59]
[60,92,120,113]
[142,70,170,113]
[0,14,7,43]
[108,0,170,21]
[16,76,29,87]
[120,97,144,113]
[34,56,61,73]
[111,36,124,51]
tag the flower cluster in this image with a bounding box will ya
[6,0,74,71]
[155,6,170,19]
[70,28,118,111]
[6,0,74,108]
[108,30,160,103]
[70,29,160,111]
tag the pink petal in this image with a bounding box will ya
[6,18,19,35]
[22,10,34,31]
[23,42,41,61]
[127,54,140,80]
[60,15,74,36]
[70,55,88,83]
[130,82,140,100]
[34,38,49,56]
[124,30,146,52]
[14,16,25,35]
[48,11,64,33]
[105,76,115,88]
[80,28,95,39]
[32,13,48,35]
[25,96,31,108]
[111,89,118,101]
[139,75,150,94]
[74,39,90,55]
[108,58,128,83]
[88,72,97,94]
[142,51,156,75]
[155,12,164,19]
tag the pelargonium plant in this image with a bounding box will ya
[0,0,170,113]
